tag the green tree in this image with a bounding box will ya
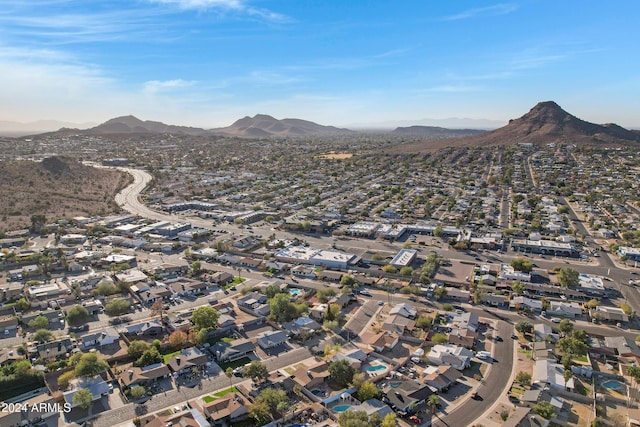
[104,299,131,316]
[127,340,150,359]
[137,347,162,367]
[380,413,397,427]
[431,333,448,344]
[338,410,369,427]
[340,275,356,287]
[515,321,534,335]
[255,387,288,417]
[28,315,49,330]
[329,359,356,388]
[510,258,533,273]
[130,385,146,400]
[225,367,234,388]
[57,371,75,389]
[14,297,31,312]
[243,361,269,383]
[66,305,89,327]
[434,286,447,301]
[74,353,108,378]
[433,226,444,237]
[268,293,298,323]
[264,284,282,299]
[72,388,93,409]
[620,303,633,316]
[190,260,202,276]
[516,371,532,386]
[586,299,599,309]
[399,266,414,276]
[441,303,453,311]
[32,328,54,343]
[427,394,440,414]
[382,264,397,274]
[30,214,46,233]
[249,401,272,425]
[557,335,588,357]
[355,381,380,401]
[416,315,433,331]
[558,319,574,335]
[317,287,336,303]
[533,400,555,419]
[93,282,118,296]
[511,281,524,295]
[190,306,220,330]
[558,267,580,288]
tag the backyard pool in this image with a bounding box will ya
[601,379,625,390]
[311,389,325,397]
[366,364,387,373]
[289,288,303,297]
[332,405,352,413]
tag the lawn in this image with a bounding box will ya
[574,354,589,363]
[203,386,238,403]
[223,277,247,289]
[218,357,252,371]
[509,385,526,397]
[206,334,236,346]
[574,379,591,396]
[162,350,181,364]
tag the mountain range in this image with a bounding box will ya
[393,101,640,152]
[210,114,352,137]
[0,119,97,137]
[6,101,640,147]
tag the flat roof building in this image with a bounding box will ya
[390,249,417,268]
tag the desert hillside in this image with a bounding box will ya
[0,156,132,232]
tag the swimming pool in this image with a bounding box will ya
[311,389,325,397]
[366,364,387,373]
[601,379,625,390]
[289,288,302,297]
[333,404,351,412]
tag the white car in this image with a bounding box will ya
[476,351,491,360]
[551,318,561,323]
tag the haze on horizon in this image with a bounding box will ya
[1,1,639,129]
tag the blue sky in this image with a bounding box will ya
[1,0,639,128]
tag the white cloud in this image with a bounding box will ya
[443,3,518,21]
[143,79,196,95]
[149,0,290,22]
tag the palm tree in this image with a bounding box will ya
[225,367,234,388]
[427,394,440,415]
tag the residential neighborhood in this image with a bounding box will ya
[1,135,640,427]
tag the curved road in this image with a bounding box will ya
[432,320,514,427]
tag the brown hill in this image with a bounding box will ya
[84,115,209,136]
[395,101,640,153]
[0,157,131,232]
[211,114,353,137]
